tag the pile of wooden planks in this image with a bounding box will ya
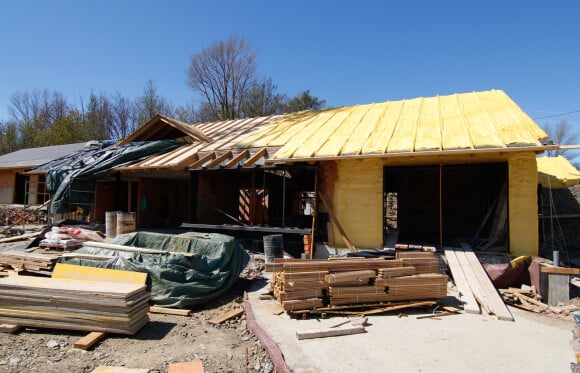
[396,252,440,274]
[444,247,513,321]
[269,255,447,312]
[0,250,60,272]
[330,273,448,306]
[0,276,150,334]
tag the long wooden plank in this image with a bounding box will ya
[463,249,513,321]
[0,323,22,333]
[208,308,244,324]
[296,325,365,340]
[0,231,41,243]
[444,249,480,314]
[74,331,106,350]
[454,249,489,313]
[540,266,580,275]
[149,306,192,316]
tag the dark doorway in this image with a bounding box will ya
[384,163,508,250]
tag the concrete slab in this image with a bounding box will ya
[247,276,576,373]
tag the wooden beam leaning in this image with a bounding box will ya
[462,248,514,321]
[444,249,480,314]
[319,194,357,252]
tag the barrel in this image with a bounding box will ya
[116,211,136,236]
[105,211,119,239]
[263,234,284,263]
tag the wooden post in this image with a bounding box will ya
[309,170,318,259]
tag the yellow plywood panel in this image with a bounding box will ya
[239,111,317,148]
[275,110,339,159]
[386,98,422,153]
[477,91,541,146]
[414,97,442,151]
[537,155,580,188]
[52,263,147,285]
[360,101,402,154]
[508,153,539,257]
[317,106,369,157]
[333,159,383,248]
[457,93,504,149]
[293,108,353,158]
[343,103,386,155]
[439,94,473,150]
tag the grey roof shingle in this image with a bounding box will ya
[0,142,89,169]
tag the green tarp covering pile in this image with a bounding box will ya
[59,231,250,308]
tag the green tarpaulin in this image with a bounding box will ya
[60,231,250,308]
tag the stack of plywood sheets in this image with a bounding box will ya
[0,276,150,334]
[0,250,60,272]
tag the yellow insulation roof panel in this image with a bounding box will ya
[238,90,550,160]
[537,156,580,188]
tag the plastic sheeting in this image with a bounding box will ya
[59,231,250,308]
[43,140,182,213]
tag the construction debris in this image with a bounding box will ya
[0,250,60,272]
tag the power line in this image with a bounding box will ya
[534,110,580,120]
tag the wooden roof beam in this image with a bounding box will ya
[188,152,216,169]
[204,151,233,168]
[244,148,268,167]
[224,150,249,168]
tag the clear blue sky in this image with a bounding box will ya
[1,0,579,130]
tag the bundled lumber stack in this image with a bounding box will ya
[272,270,328,311]
[396,252,440,274]
[0,276,150,334]
[0,250,60,272]
[270,254,447,311]
[330,273,447,306]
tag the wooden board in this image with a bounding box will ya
[74,331,106,350]
[444,249,480,314]
[52,263,147,285]
[454,249,489,313]
[149,306,192,316]
[541,266,580,275]
[463,249,513,321]
[208,308,244,324]
[296,325,365,340]
[0,323,22,333]
[168,360,204,373]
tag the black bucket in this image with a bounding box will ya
[263,234,284,263]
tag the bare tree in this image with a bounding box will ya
[187,36,257,121]
[111,91,136,139]
[543,120,579,160]
[135,80,173,125]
